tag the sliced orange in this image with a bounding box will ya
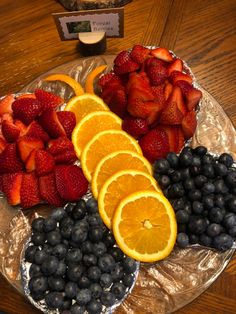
[92,150,153,199]
[44,74,84,96]
[65,94,109,123]
[81,130,142,182]
[113,190,177,262]
[72,111,122,158]
[85,65,107,94]
[98,170,161,229]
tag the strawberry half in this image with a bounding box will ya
[25,121,50,143]
[35,149,55,176]
[53,150,77,164]
[55,165,88,202]
[17,136,44,162]
[98,73,122,89]
[126,72,151,94]
[57,111,76,138]
[47,136,74,156]
[146,60,168,86]
[0,137,7,153]
[35,89,64,111]
[156,125,179,152]
[114,50,131,66]
[0,94,14,116]
[175,80,202,111]
[38,108,66,138]
[1,120,20,142]
[106,89,127,118]
[130,45,150,64]
[168,58,183,76]
[25,149,37,172]
[14,120,27,136]
[2,172,23,205]
[150,47,173,62]
[39,172,64,207]
[182,110,197,139]
[20,172,41,209]
[12,97,42,125]
[0,143,23,174]
[122,116,149,138]
[170,70,193,85]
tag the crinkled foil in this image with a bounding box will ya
[0,53,235,314]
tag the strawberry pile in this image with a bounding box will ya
[98,45,202,162]
[0,90,88,209]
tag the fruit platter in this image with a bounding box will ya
[0,45,236,314]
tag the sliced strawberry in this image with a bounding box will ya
[20,172,41,209]
[12,97,42,125]
[1,112,13,123]
[0,174,3,191]
[156,125,179,152]
[25,121,50,142]
[0,143,23,174]
[98,73,122,89]
[126,72,151,94]
[17,136,44,162]
[170,70,193,85]
[1,120,20,142]
[14,120,27,136]
[38,108,66,138]
[2,172,23,205]
[145,57,168,70]
[47,136,74,156]
[122,116,149,138]
[39,172,64,207]
[25,149,37,172]
[0,94,14,116]
[107,89,127,118]
[57,111,76,138]
[16,93,36,100]
[130,45,150,64]
[151,85,166,110]
[182,110,197,139]
[114,60,139,75]
[150,47,173,62]
[53,150,77,164]
[168,58,183,76]
[176,127,185,153]
[0,137,7,153]
[146,61,168,86]
[139,128,169,162]
[128,86,155,103]
[164,82,173,101]
[35,89,64,111]
[35,149,55,176]
[114,50,130,66]
[175,80,202,111]
[55,165,88,202]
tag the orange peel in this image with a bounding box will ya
[85,65,107,94]
[44,74,84,96]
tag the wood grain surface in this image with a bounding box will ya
[0,0,236,313]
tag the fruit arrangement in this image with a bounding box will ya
[98,45,203,162]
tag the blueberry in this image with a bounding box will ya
[61,298,72,311]
[194,175,207,188]
[66,248,82,264]
[188,189,202,201]
[29,264,42,277]
[168,183,185,198]
[86,198,98,214]
[171,170,182,182]
[100,273,113,288]
[48,276,65,292]
[202,164,215,178]
[83,254,97,266]
[188,216,207,234]
[111,282,126,300]
[98,254,115,273]
[25,245,38,263]
[31,291,46,301]
[176,233,189,248]
[86,300,103,314]
[71,226,88,243]
[214,179,228,194]
[202,154,214,164]
[101,291,116,306]
[64,202,75,215]
[51,207,67,222]
[60,216,74,229]
[199,234,212,247]
[87,214,103,227]
[70,303,86,314]
[206,223,222,237]
[166,152,179,168]
[202,182,215,195]
[183,202,192,215]
[41,256,59,276]
[32,217,45,232]
[89,283,102,299]
[103,232,115,248]
[223,213,236,229]
[214,162,228,177]
[72,202,87,220]
[51,243,67,260]
[229,226,236,238]
[202,195,214,209]
[60,225,73,240]
[31,232,46,246]
[109,247,124,262]
[43,217,57,232]
[176,210,190,224]
[189,234,199,244]
[214,194,225,208]
[208,207,225,223]
[213,233,233,251]
[76,289,92,305]
[67,264,84,282]
[89,226,104,243]
[194,146,207,156]
[122,273,134,287]
[78,275,91,289]
[74,219,89,230]
[43,243,53,255]
[92,242,107,257]
[29,275,48,294]
[192,201,204,215]
[81,240,93,254]
[87,266,102,282]
[190,165,201,176]
[34,249,48,265]
[65,281,78,298]
[158,175,171,188]
[122,256,136,274]
[55,261,66,277]
[225,171,236,187]
[192,156,201,167]
[227,196,236,212]
[183,178,195,190]
[179,150,193,167]
[153,159,170,174]
[181,168,191,180]
[111,264,124,282]
[219,153,234,167]
[45,291,64,309]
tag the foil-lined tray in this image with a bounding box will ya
[0,54,236,314]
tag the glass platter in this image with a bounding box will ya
[0,55,236,314]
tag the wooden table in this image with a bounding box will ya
[0,0,235,313]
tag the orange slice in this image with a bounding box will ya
[98,170,161,229]
[92,150,153,199]
[72,111,122,158]
[85,65,107,94]
[81,130,142,182]
[113,190,177,262]
[64,94,109,123]
[44,74,84,96]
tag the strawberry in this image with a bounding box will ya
[181,110,197,139]
[0,174,3,191]
[122,116,149,138]
[164,82,173,100]
[170,70,193,85]
[114,61,139,75]
[106,89,127,118]
[25,121,50,142]
[0,94,14,116]
[145,57,168,70]
[14,120,27,136]
[17,136,44,162]
[156,125,179,152]
[2,172,23,205]
[16,93,36,100]
[1,120,20,142]
[53,150,77,164]
[98,73,122,89]
[177,127,185,153]
[20,172,41,208]
[1,112,13,123]
[47,137,74,156]
[35,149,55,176]
[0,137,7,153]
[35,89,63,111]
[175,80,202,111]
[150,47,173,62]
[114,50,130,66]
[146,61,168,86]
[126,72,151,94]
[57,111,76,138]
[55,165,88,202]
[151,85,166,110]
[139,128,169,162]
[12,97,42,125]
[39,172,64,207]
[128,99,162,125]
[159,86,187,124]
[25,149,37,172]
[168,58,183,75]
[38,108,66,138]
[130,45,150,64]
[0,143,23,174]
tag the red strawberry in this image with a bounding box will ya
[1,120,20,142]
[47,137,74,156]
[159,86,187,124]
[53,150,77,164]
[57,111,76,138]
[20,172,41,208]
[139,128,169,162]
[0,94,14,116]
[25,121,50,142]
[130,45,150,64]
[146,61,168,86]
[170,70,193,85]
[114,50,130,66]
[39,172,64,206]
[126,72,151,94]
[151,85,166,110]
[55,165,88,202]
[100,82,125,106]
[17,136,44,162]
[150,47,173,62]
[156,125,179,152]
[114,61,139,75]
[1,112,13,123]
[0,137,7,153]
[25,149,37,172]
[168,58,183,75]
[12,97,42,125]
[35,149,55,176]
[2,172,23,205]
[98,73,122,89]
[35,89,63,111]
[14,120,27,136]
[0,143,23,174]
[106,89,127,118]
[175,80,202,111]
[164,82,173,100]
[0,174,3,191]
[16,93,36,100]
[122,116,149,138]
[182,110,197,139]
[38,108,66,138]
[176,127,185,153]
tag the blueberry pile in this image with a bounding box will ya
[154,146,236,251]
[24,199,138,314]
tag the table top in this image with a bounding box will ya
[0,0,236,313]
